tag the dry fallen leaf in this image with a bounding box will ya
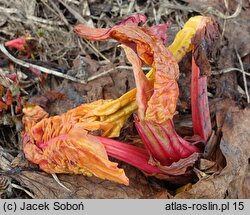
[175,108,250,198]
[13,164,164,199]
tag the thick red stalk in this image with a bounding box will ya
[191,55,212,141]
[134,117,200,166]
[134,119,172,166]
[95,135,164,174]
[160,120,200,157]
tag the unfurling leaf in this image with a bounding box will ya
[120,45,153,120]
[119,43,200,166]
[74,15,218,137]
[22,105,129,185]
[114,16,218,167]
[74,14,169,45]
[5,38,28,51]
[75,15,178,123]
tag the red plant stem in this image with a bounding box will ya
[191,55,212,142]
[95,135,164,174]
[134,119,172,166]
[135,117,200,166]
[160,120,200,157]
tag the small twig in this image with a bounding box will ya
[2,15,66,32]
[51,173,71,192]
[153,7,159,25]
[235,49,250,103]
[127,0,135,14]
[87,67,115,82]
[212,67,250,77]
[1,45,152,84]
[40,0,60,17]
[0,6,20,14]
[46,0,71,29]
[206,0,242,20]
[224,0,229,10]
[58,0,88,24]
[26,15,65,26]
[0,44,87,84]
[81,39,111,63]
[221,0,229,39]
[0,69,29,95]
[88,65,151,82]
[0,6,65,26]
[162,0,242,20]
[162,2,194,12]
[65,0,80,5]
[11,183,35,198]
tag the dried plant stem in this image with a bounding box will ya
[26,15,65,26]
[212,68,250,77]
[87,68,116,82]
[56,0,111,62]
[236,49,250,103]
[58,0,88,24]
[40,0,60,17]
[0,6,19,14]
[0,6,65,26]
[81,39,111,63]
[65,0,79,5]
[51,174,71,192]
[43,0,71,28]
[127,0,135,14]
[206,0,242,19]
[11,183,35,198]
[88,65,151,82]
[162,2,194,12]
[0,44,87,84]
[0,69,29,94]
[162,0,242,20]
[1,44,152,84]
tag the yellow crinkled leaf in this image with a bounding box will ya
[91,89,136,116]
[22,105,129,185]
[168,16,210,62]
